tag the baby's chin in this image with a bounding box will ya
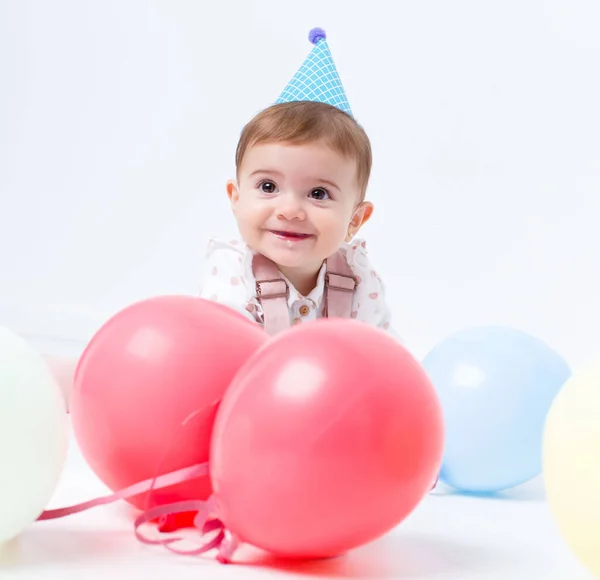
[264,252,323,270]
[259,246,328,272]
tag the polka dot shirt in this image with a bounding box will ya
[199,237,396,336]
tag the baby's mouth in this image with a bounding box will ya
[269,230,313,241]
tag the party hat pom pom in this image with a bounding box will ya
[308,27,326,44]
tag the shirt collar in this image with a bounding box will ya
[280,260,328,308]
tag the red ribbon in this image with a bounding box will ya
[37,404,238,562]
[133,495,238,562]
[37,462,238,563]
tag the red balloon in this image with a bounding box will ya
[210,319,444,559]
[70,296,267,511]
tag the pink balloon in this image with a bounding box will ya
[70,296,267,511]
[210,319,444,560]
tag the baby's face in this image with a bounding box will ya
[228,141,367,272]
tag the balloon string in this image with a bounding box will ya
[132,408,239,563]
[38,405,214,520]
[36,462,209,520]
[38,472,237,563]
[142,403,219,529]
[133,495,239,563]
[37,402,238,562]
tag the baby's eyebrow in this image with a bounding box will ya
[315,178,341,192]
[249,169,283,178]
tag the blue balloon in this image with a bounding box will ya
[422,326,570,493]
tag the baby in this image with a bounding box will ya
[200,30,395,337]
[47,29,397,408]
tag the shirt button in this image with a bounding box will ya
[299,304,311,317]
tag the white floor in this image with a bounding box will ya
[0,423,593,580]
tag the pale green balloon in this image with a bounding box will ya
[0,326,69,545]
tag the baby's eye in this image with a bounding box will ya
[309,187,330,201]
[259,181,278,194]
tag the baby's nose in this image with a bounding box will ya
[276,195,306,220]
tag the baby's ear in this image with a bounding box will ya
[350,201,374,232]
[226,180,240,211]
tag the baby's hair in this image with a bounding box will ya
[235,101,372,200]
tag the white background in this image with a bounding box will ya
[1,3,599,577]
[1,0,599,367]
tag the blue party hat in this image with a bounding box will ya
[276,27,353,117]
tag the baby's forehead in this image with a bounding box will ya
[241,140,360,174]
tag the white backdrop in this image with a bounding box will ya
[1,0,599,365]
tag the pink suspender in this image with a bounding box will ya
[253,251,357,336]
[323,251,357,319]
[253,254,291,337]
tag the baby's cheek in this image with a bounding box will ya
[320,216,348,242]
[238,204,265,227]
